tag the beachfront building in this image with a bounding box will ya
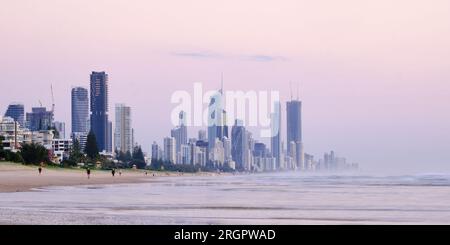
[71,132,87,153]
[151,141,161,161]
[52,139,73,163]
[114,104,132,154]
[0,117,31,151]
[31,130,54,149]
[163,137,176,164]
[4,103,25,127]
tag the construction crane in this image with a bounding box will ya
[50,84,55,113]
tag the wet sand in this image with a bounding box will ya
[0,162,216,193]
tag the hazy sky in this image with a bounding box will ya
[1,0,449,173]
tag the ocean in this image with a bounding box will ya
[1,172,450,224]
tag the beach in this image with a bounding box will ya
[0,162,215,193]
[1,170,450,224]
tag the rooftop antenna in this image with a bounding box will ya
[289,82,293,100]
[220,72,224,94]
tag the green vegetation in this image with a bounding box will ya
[130,145,146,169]
[1,132,234,173]
[20,143,50,165]
[115,149,132,162]
[0,149,23,163]
[85,131,99,159]
[62,139,87,167]
[114,145,147,169]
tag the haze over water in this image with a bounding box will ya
[1,172,450,225]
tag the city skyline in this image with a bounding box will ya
[1,1,450,173]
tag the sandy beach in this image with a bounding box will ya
[0,162,216,193]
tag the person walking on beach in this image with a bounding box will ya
[38,167,42,175]
[86,168,91,179]
[119,170,122,176]
[112,168,116,177]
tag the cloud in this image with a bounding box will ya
[171,51,287,62]
[171,51,222,59]
[243,55,288,62]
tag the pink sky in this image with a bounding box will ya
[1,0,450,173]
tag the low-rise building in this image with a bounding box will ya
[52,139,73,163]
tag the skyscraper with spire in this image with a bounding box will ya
[171,110,187,154]
[207,76,228,152]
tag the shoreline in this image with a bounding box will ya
[0,162,224,193]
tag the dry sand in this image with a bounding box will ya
[0,162,217,193]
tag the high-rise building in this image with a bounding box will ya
[90,71,109,152]
[26,107,54,131]
[195,140,208,166]
[198,129,206,141]
[107,120,112,153]
[254,142,267,157]
[71,87,89,134]
[170,111,187,154]
[151,141,160,161]
[289,141,297,169]
[207,88,227,151]
[114,104,132,153]
[223,136,232,162]
[163,137,176,164]
[231,119,247,171]
[246,131,255,171]
[181,144,190,164]
[4,103,24,127]
[286,99,302,167]
[270,101,281,169]
[210,138,225,166]
[295,141,304,170]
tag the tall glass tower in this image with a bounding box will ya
[286,100,302,168]
[90,71,109,152]
[231,119,247,171]
[270,101,282,169]
[71,87,89,134]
